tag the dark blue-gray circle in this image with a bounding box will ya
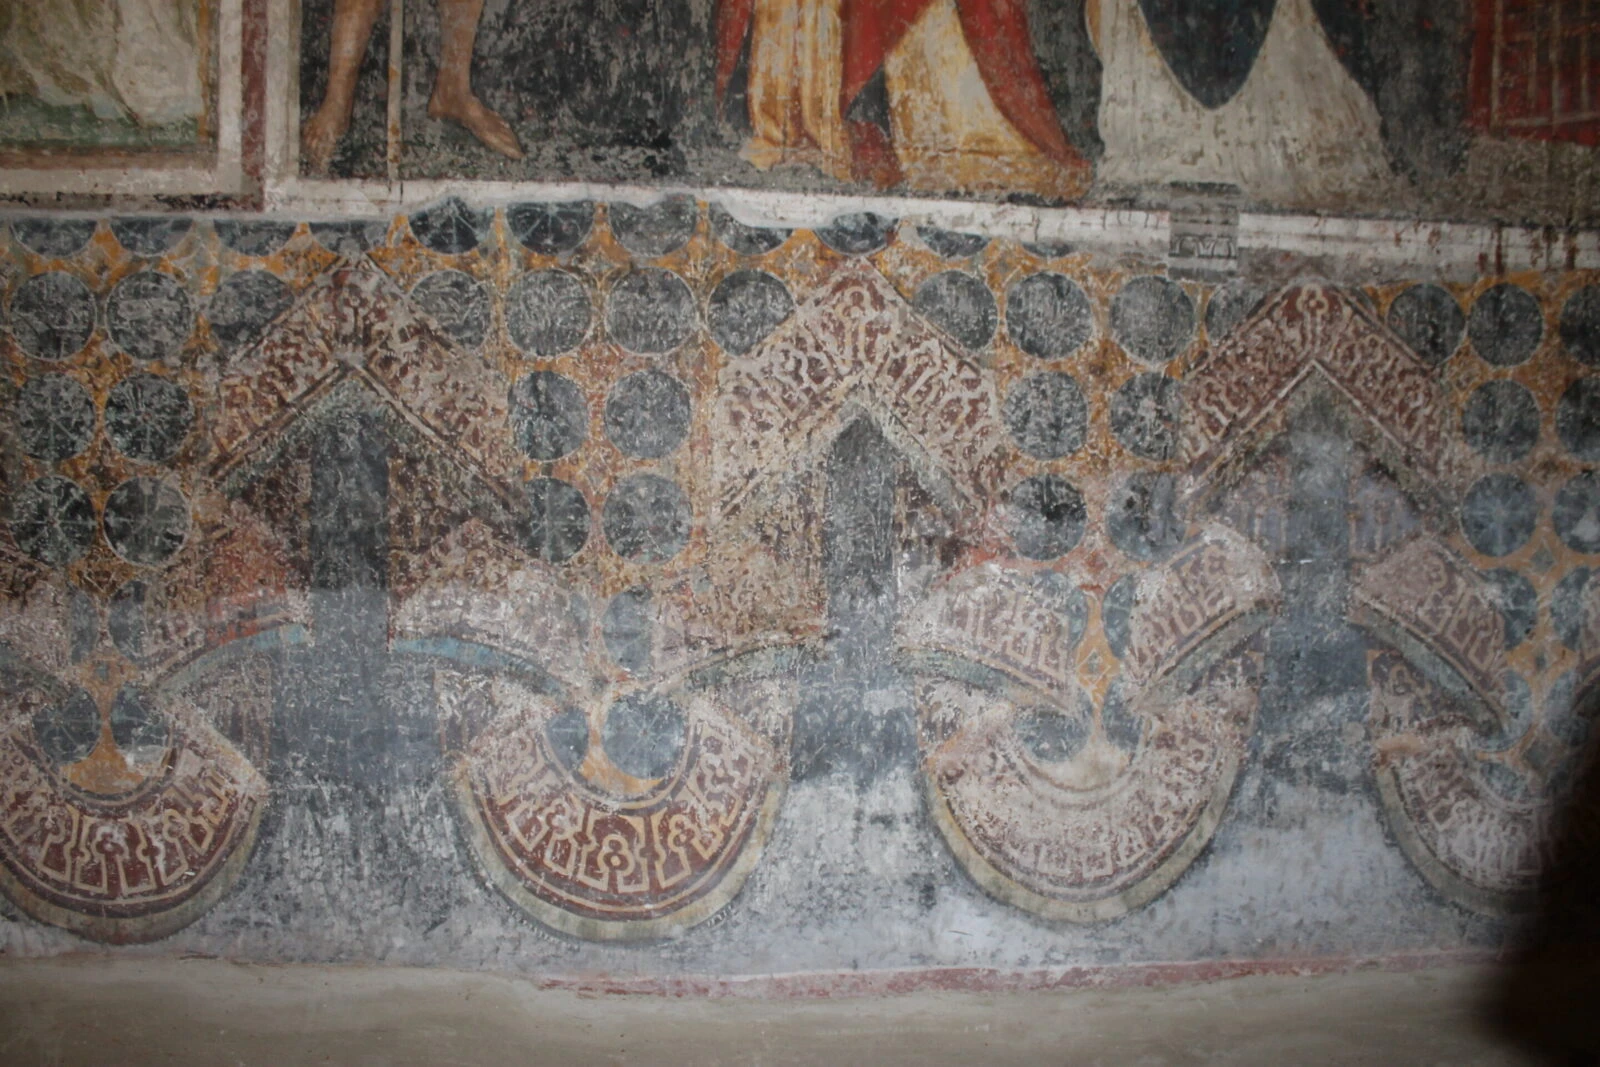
[1110,372,1181,460]
[1003,372,1087,459]
[309,219,386,256]
[103,477,189,566]
[1101,575,1138,660]
[602,586,654,674]
[603,474,691,563]
[1461,473,1538,557]
[410,270,491,349]
[10,218,95,258]
[109,684,167,755]
[606,269,695,354]
[709,204,789,256]
[1554,471,1600,554]
[1560,286,1600,366]
[9,475,95,567]
[1468,284,1544,367]
[919,226,988,259]
[506,270,591,356]
[609,196,697,257]
[1023,240,1075,259]
[1479,568,1538,650]
[1005,273,1092,361]
[708,270,793,355]
[1553,569,1591,651]
[215,220,295,257]
[1100,676,1142,752]
[1007,474,1086,560]
[206,271,294,355]
[816,213,895,256]
[509,371,587,460]
[1205,281,1266,342]
[603,692,686,779]
[1557,377,1600,461]
[107,271,195,362]
[109,578,153,663]
[13,374,94,461]
[1463,379,1540,462]
[9,272,95,361]
[604,370,691,458]
[913,271,997,350]
[545,706,589,771]
[1493,671,1535,749]
[1015,700,1092,763]
[1107,472,1183,561]
[1112,276,1194,365]
[523,477,590,563]
[111,217,192,256]
[105,373,194,464]
[32,686,100,765]
[507,201,594,255]
[1544,670,1594,747]
[408,198,492,255]
[1386,284,1464,366]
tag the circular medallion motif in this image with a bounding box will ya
[14,374,95,461]
[1006,273,1092,361]
[1468,284,1544,367]
[1111,276,1194,365]
[506,270,591,356]
[105,373,194,464]
[603,474,691,562]
[1006,474,1086,561]
[1386,284,1464,366]
[509,371,588,461]
[606,269,695,354]
[913,271,997,350]
[1460,474,1538,558]
[604,370,691,459]
[708,270,793,355]
[523,477,590,564]
[10,272,95,361]
[9,475,96,567]
[1003,372,1088,459]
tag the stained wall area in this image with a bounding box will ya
[287,0,1600,225]
[0,201,1595,977]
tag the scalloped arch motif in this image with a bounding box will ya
[2,208,1597,945]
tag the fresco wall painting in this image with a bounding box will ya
[0,0,245,196]
[0,202,1596,954]
[291,0,1597,221]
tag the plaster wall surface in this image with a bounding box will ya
[0,958,1561,1066]
[0,201,1594,1000]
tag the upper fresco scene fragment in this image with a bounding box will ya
[298,0,1599,223]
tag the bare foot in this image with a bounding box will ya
[428,88,524,160]
[301,101,351,173]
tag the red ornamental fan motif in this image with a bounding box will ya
[1354,537,1595,914]
[897,528,1278,920]
[432,669,787,940]
[0,507,303,943]
[393,521,798,941]
[0,680,268,943]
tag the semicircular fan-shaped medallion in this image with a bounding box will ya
[898,528,1277,920]
[0,505,304,943]
[1354,537,1594,914]
[393,520,801,941]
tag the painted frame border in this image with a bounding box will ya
[0,0,246,198]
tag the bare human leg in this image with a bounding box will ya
[427,0,524,160]
[302,0,385,172]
